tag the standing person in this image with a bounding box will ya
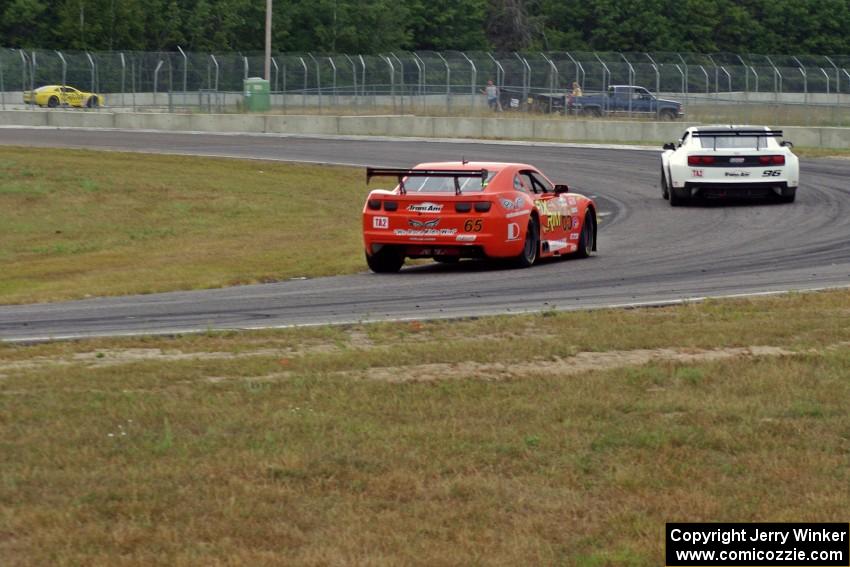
[571,81,583,97]
[567,81,583,114]
[482,80,500,111]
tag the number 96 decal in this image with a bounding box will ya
[762,170,782,177]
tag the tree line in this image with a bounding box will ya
[2,0,850,54]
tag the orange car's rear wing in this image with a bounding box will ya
[366,167,489,195]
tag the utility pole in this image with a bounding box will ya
[264,0,272,81]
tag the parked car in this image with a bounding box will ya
[362,161,597,272]
[660,125,799,206]
[23,85,104,108]
[572,85,683,120]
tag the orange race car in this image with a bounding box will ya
[362,161,597,272]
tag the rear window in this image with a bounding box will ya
[403,171,497,193]
[698,135,769,149]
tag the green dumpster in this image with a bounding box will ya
[243,77,270,112]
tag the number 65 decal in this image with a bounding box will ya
[762,170,782,177]
[464,219,483,232]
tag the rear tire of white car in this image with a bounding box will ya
[669,186,687,207]
[661,167,669,200]
[779,187,796,203]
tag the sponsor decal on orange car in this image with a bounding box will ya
[409,218,440,228]
[373,216,389,229]
[507,223,521,241]
[456,234,477,242]
[394,228,457,237]
[407,202,443,213]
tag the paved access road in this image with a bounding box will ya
[1,127,849,341]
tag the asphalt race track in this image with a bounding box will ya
[1,127,849,341]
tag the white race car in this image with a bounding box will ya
[660,125,799,206]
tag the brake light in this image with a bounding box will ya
[474,202,492,212]
[383,201,398,212]
[772,155,785,165]
[688,156,715,165]
[455,202,472,213]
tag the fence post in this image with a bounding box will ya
[390,52,404,113]
[645,53,660,97]
[0,54,5,110]
[18,50,27,100]
[459,51,476,111]
[384,55,395,112]
[343,54,357,106]
[210,54,219,91]
[359,54,366,98]
[540,52,558,113]
[85,52,96,108]
[619,53,635,116]
[298,56,308,108]
[176,46,188,95]
[735,55,749,97]
[593,53,610,111]
[308,53,321,111]
[410,53,422,110]
[119,52,125,107]
[271,56,279,109]
[792,57,807,105]
[824,56,840,94]
[55,51,67,107]
[327,56,337,106]
[436,52,450,113]
[153,59,163,106]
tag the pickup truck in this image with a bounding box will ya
[571,85,684,120]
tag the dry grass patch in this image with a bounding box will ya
[1,290,850,565]
[0,148,365,304]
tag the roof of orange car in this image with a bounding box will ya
[413,161,534,172]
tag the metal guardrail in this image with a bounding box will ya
[2,48,849,115]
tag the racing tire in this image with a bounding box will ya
[575,212,596,259]
[86,97,99,108]
[47,96,59,108]
[512,217,539,268]
[669,186,688,207]
[365,246,404,273]
[779,187,796,203]
[661,167,669,200]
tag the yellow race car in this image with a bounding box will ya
[23,85,105,108]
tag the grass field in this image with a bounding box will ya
[0,148,369,305]
[2,290,849,565]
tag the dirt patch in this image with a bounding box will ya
[350,346,797,383]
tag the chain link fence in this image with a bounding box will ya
[3,48,850,125]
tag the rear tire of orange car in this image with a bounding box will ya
[513,218,539,268]
[575,212,595,259]
[47,96,59,108]
[366,246,404,273]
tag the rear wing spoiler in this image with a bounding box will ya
[692,129,784,151]
[366,167,489,195]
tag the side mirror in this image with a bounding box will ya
[663,142,676,150]
[554,184,569,195]
[781,140,794,148]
